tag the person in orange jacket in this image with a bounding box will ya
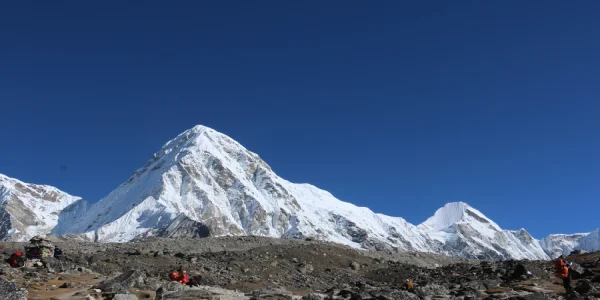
[168,266,190,284]
[554,255,573,293]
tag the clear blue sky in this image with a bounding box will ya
[1,1,598,238]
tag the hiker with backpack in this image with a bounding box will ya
[554,255,574,293]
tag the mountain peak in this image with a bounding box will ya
[418,202,500,232]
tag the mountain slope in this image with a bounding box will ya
[0,174,82,241]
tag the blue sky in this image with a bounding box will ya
[1,1,598,238]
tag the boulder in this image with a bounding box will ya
[414,284,450,298]
[98,269,147,293]
[59,282,75,288]
[298,264,315,274]
[302,293,326,300]
[158,286,247,300]
[350,261,361,271]
[0,277,28,300]
[575,280,599,295]
[114,295,139,300]
[507,294,553,300]
[251,287,294,299]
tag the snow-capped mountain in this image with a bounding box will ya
[541,229,600,258]
[1,125,598,260]
[51,125,434,252]
[417,202,549,259]
[0,174,82,241]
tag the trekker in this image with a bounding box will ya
[54,246,63,260]
[554,255,573,293]
[401,279,415,292]
[168,266,190,284]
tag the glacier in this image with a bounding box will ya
[1,125,598,260]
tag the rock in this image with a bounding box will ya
[158,286,247,300]
[252,286,294,299]
[593,275,600,283]
[302,293,326,300]
[292,258,299,263]
[350,261,361,271]
[298,264,315,274]
[59,282,75,288]
[415,284,451,298]
[98,269,147,293]
[154,251,164,257]
[161,281,186,293]
[507,294,552,300]
[114,294,139,300]
[174,252,185,258]
[0,277,28,300]
[575,279,598,294]
[73,291,89,297]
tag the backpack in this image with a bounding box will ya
[554,259,569,279]
[8,252,25,268]
[168,272,180,281]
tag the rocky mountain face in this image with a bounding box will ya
[0,174,82,241]
[1,125,598,260]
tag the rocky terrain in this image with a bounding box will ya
[0,236,599,300]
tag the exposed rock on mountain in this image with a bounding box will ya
[0,174,81,241]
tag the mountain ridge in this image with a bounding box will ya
[1,125,598,259]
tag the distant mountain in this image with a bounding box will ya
[417,202,548,259]
[0,174,82,241]
[541,229,600,258]
[1,125,598,259]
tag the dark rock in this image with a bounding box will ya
[575,279,598,295]
[59,282,75,288]
[173,252,185,258]
[0,277,28,300]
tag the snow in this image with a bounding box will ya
[0,125,598,260]
[0,174,82,241]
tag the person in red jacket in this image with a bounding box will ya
[168,266,190,284]
[554,255,573,293]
